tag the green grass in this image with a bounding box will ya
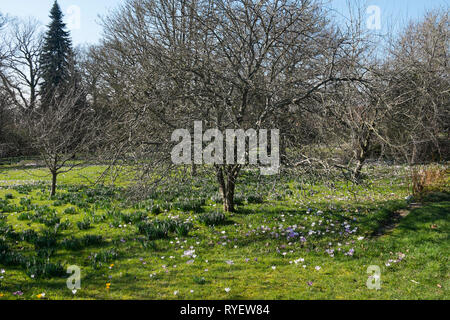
[0,162,448,300]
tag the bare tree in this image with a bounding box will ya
[93,0,367,211]
[0,18,42,112]
[0,12,14,157]
[383,10,450,164]
[0,87,13,158]
[314,8,449,179]
[27,87,97,196]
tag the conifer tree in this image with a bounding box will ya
[39,1,73,111]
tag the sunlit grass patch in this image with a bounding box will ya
[0,163,448,300]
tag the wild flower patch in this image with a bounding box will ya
[172,198,206,212]
[137,217,193,240]
[89,249,119,269]
[198,211,227,226]
[25,258,65,279]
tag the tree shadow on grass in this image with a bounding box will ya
[393,201,449,234]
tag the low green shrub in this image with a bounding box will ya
[25,258,65,279]
[175,221,193,237]
[63,207,78,215]
[137,221,169,240]
[90,249,119,269]
[76,217,91,230]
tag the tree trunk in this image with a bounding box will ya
[353,160,364,180]
[353,133,371,180]
[51,171,57,197]
[216,165,240,212]
[223,177,235,212]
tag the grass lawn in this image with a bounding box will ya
[0,162,448,300]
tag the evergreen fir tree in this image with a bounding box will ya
[39,1,73,111]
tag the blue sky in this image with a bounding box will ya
[0,0,123,45]
[329,0,449,32]
[0,0,448,46]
